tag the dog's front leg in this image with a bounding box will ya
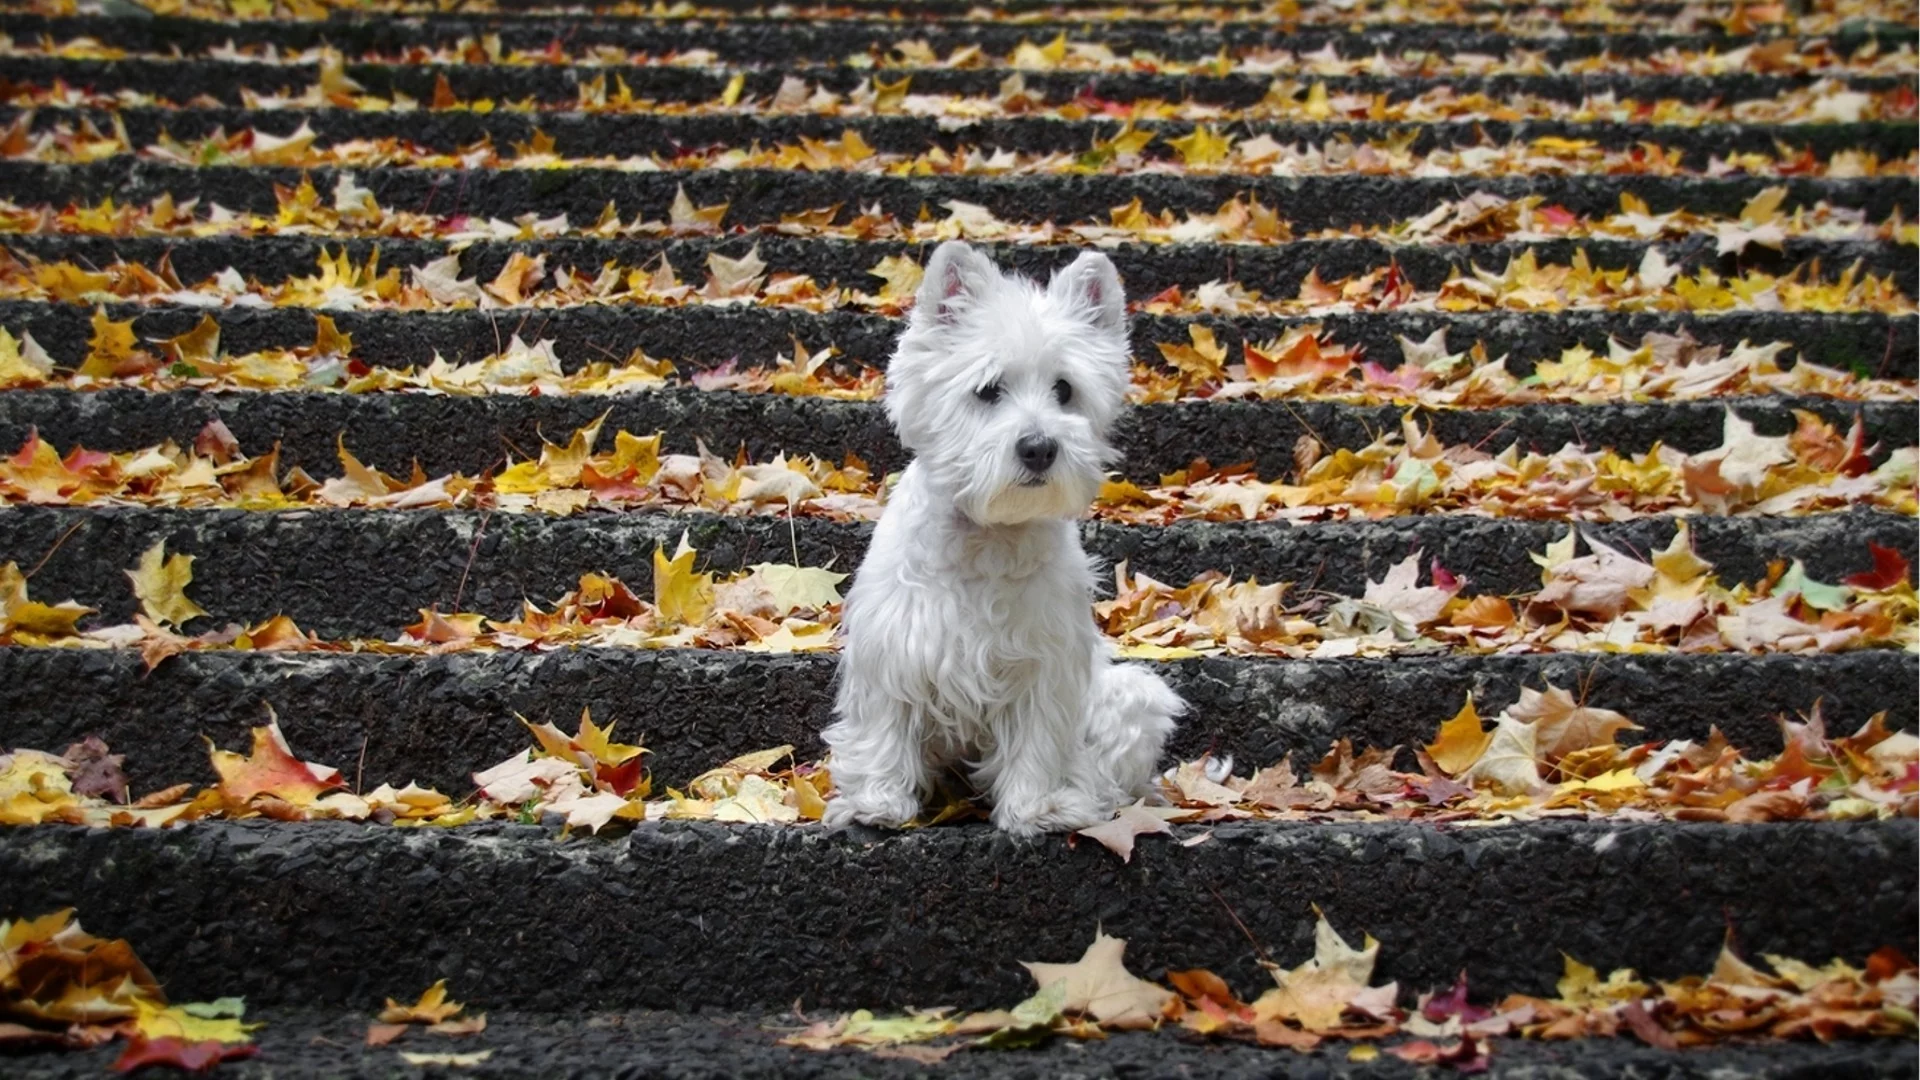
[984,682,1106,836]
[822,678,931,829]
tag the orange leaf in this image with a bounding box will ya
[207,711,345,807]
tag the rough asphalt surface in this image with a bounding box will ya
[1,1008,1915,1079]
[2,820,1912,1011]
[0,647,1908,794]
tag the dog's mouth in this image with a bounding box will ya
[1017,476,1049,488]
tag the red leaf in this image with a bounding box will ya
[112,1036,259,1074]
[1844,543,1909,591]
[1421,971,1491,1024]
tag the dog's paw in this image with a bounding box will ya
[991,789,1108,836]
[823,788,921,830]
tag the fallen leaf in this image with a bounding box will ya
[1076,802,1174,862]
[125,540,208,629]
[1021,930,1174,1027]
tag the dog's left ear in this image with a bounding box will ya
[1048,251,1127,334]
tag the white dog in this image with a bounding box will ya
[822,241,1184,836]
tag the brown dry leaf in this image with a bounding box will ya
[1507,685,1640,762]
[1251,909,1395,1035]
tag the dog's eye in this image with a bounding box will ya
[1053,379,1073,406]
[975,381,1003,404]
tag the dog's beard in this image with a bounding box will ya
[938,440,1106,526]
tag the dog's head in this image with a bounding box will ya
[884,241,1131,526]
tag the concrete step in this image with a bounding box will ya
[3,301,1911,378]
[1,646,1907,794]
[4,388,1911,483]
[1,505,1909,637]
[2,818,1911,1010]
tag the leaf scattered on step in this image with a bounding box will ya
[1074,801,1175,862]
[1020,930,1174,1027]
[125,540,208,629]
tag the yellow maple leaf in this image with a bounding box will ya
[608,431,662,484]
[1556,955,1648,1007]
[0,328,52,388]
[535,411,609,487]
[126,540,208,628]
[1423,695,1492,776]
[872,75,911,114]
[867,254,924,304]
[653,532,713,626]
[379,979,465,1025]
[1011,31,1068,70]
[0,751,80,825]
[719,72,745,107]
[306,314,354,358]
[1302,81,1333,121]
[158,315,222,368]
[1156,324,1228,383]
[0,562,94,637]
[1166,124,1232,167]
[78,307,138,378]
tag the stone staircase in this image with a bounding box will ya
[0,0,1915,1075]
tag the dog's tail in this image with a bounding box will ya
[1084,662,1184,802]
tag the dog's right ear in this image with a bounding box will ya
[916,241,997,328]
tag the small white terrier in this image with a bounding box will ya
[823,241,1184,836]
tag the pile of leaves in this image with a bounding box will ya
[1144,328,1917,405]
[8,33,1915,80]
[782,919,1919,1065]
[11,67,1913,127]
[2,406,1909,523]
[0,717,469,828]
[1098,529,1915,659]
[4,313,1912,409]
[0,909,261,1070]
[12,113,1911,179]
[0,533,853,659]
[3,675,1913,838]
[474,729,836,832]
[1100,410,1914,521]
[0,0,1902,33]
[1124,689,1919,838]
[3,526,1913,661]
[5,185,1910,254]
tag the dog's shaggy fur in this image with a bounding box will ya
[823,241,1184,835]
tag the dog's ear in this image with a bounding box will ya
[917,241,997,328]
[1048,251,1127,334]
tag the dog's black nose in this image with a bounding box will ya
[1016,434,1059,474]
